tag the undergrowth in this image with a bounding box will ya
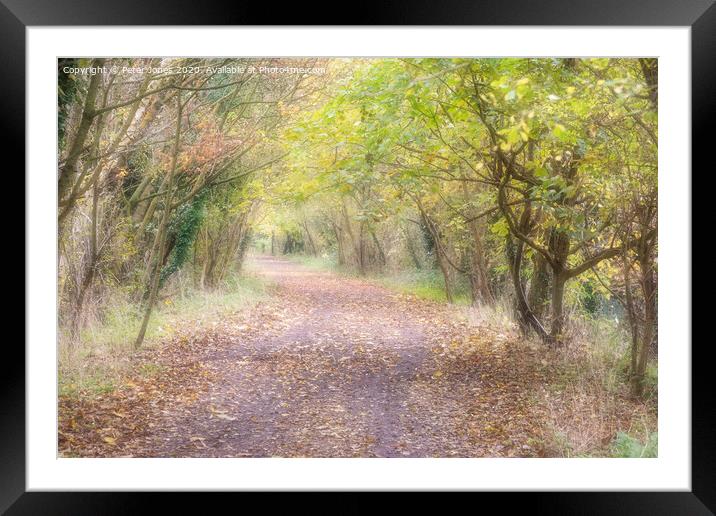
[535,315,658,457]
[459,290,658,458]
[58,270,269,398]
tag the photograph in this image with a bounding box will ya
[56,56,659,459]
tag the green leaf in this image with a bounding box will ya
[552,123,571,142]
[534,167,549,179]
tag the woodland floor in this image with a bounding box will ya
[58,255,568,458]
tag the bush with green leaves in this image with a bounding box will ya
[611,431,658,458]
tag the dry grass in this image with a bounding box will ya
[58,271,269,398]
[464,298,657,457]
[463,297,520,337]
[538,317,657,457]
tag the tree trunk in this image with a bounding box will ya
[333,222,346,266]
[134,190,173,349]
[549,272,568,343]
[358,222,367,275]
[70,178,101,338]
[134,96,182,350]
[370,229,387,268]
[461,179,494,304]
[528,253,551,320]
[547,227,571,343]
[404,225,422,270]
[70,264,96,339]
[417,205,453,303]
[467,219,494,305]
[58,58,104,219]
[236,228,252,271]
[436,248,454,303]
[631,234,657,397]
[506,234,551,341]
[341,202,363,274]
[302,219,318,256]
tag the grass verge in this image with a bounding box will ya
[375,269,471,305]
[536,317,658,457]
[58,271,269,398]
[284,253,472,304]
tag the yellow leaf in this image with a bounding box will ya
[103,436,117,445]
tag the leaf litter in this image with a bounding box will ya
[59,256,555,458]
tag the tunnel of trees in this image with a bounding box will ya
[58,57,657,397]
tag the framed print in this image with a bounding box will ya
[8,0,713,512]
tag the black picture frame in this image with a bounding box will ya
[7,0,712,512]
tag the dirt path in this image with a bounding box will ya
[60,256,550,457]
